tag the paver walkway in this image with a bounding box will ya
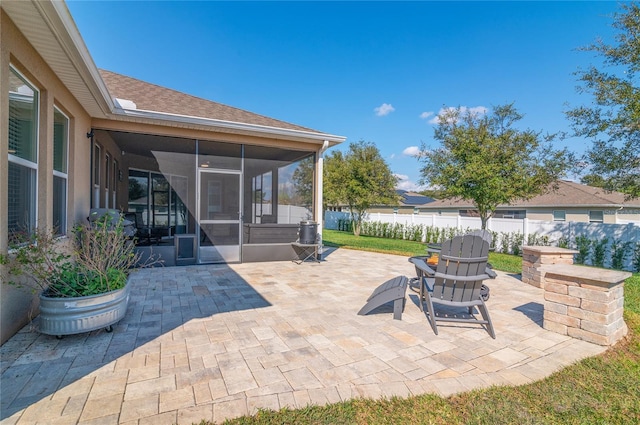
[0,248,607,424]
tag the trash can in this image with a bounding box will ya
[298,221,318,244]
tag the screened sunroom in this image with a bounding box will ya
[94,130,318,265]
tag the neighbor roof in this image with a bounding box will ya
[423,180,640,209]
[396,190,435,206]
[100,70,317,133]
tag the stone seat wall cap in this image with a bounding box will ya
[522,246,579,255]
[541,264,632,284]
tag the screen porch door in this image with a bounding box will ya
[198,169,241,263]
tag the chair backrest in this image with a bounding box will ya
[469,229,492,246]
[433,232,491,302]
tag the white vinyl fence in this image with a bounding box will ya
[324,211,640,271]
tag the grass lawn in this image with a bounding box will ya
[213,230,639,424]
[322,229,523,274]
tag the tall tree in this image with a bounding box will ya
[291,156,314,208]
[418,104,572,229]
[566,2,640,198]
[580,173,608,189]
[324,141,398,236]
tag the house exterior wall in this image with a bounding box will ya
[615,208,640,223]
[526,209,594,223]
[1,10,92,344]
[370,204,639,225]
[368,206,415,214]
[527,208,625,224]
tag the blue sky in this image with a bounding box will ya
[66,1,621,191]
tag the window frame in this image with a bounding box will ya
[8,65,39,236]
[93,143,101,207]
[553,210,566,222]
[112,159,118,208]
[105,152,111,207]
[52,106,69,235]
[589,210,604,223]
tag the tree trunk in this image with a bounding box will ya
[349,209,360,236]
[480,215,489,230]
[353,221,361,237]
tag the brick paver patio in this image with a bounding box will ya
[0,248,607,424]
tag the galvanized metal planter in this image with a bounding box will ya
[38,280,131,337]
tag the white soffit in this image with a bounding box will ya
[2,0,112,117]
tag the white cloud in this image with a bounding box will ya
[389,153,396,159]
[419,111,434,120]
[395,175,425,192]
[374,103,395,116]
[427,105,488,124]
[402,146,421,157]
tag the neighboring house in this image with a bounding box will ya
[368,190,435,214]
[416,180,640,224]
[1,1,344,343]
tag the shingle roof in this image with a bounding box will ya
[99,69,317,132]
[395,190,435,206]
[424,180,640,208]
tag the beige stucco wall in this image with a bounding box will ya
[420,208,460,217]
[1,10,92,344]
[368,206,410,214]
[526,208,621,224]
[91,130,126,210]
[616,208,640,223]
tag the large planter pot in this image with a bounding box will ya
[38,280,131,337]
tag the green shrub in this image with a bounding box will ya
[405,224,424,242]
[591,237,609,268]
[491,231,499,251]
[557,236,569,249]
[574,235,591,264]
[445,227,457,240]
[511,232,524,256]
[633,242,640,272]
[500,232,511,254]
[392,223,403,239]
[526,232,551,247]
[610,239,631,270]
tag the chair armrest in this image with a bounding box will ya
[434,272,492,282]
[426,243,441,255]
[408,257,436,277]
[485,266,497,279]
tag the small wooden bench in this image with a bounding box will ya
[358,276,408,320]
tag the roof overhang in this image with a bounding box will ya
[2,0,346,146]
[109,107,346,145]
[2,0,114,117]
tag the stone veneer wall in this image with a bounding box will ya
[522,246,579,288]
[541,264,630,346]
